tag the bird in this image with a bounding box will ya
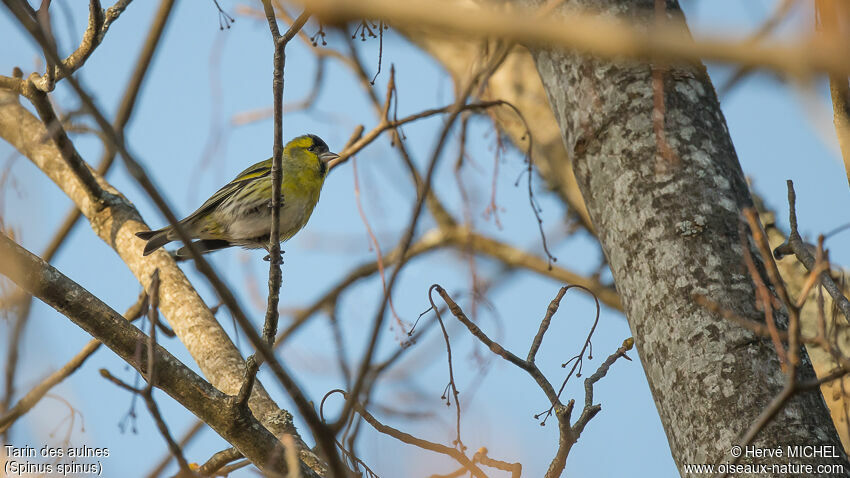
[136,134,338,259]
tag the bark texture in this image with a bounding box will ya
[523,0,850,474]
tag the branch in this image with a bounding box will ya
[0,231,313,477]
[146,421,207,478]
[0,293,145,433]
[816,0,850,187]
[327,390,487,478]
[195,448,243,477]
[428,284,632,478]
[277,225,620,346]
[293,0,850,77]
[240,4,343,476]
[336,58,515,431]
[3,0,109,92]
[328,100,509,171]
[774,180,850,322]
[26,89,107,202]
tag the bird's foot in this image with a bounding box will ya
[263,250,285,265]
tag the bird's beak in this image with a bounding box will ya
[319,151,339,164]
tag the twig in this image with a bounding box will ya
[651,0,677,166]
[195,447,242,477]
[2,0,108,93]
[101,0,133,40]
[341,34,456,230]
[26,89,107,202]
[345,74,407,336]
[138,269,194,475]
[335,53,520,432]
[281,434,302,478]
[0,291,147,433]
[427,284,632,478]
[718,0,798,96]
[739,218,788,367]
[816,0,850,187]
[0,291,31,441]
[99,366,194,476]
[528,287,568,362]
[427,288,466,452]
[146,420,206,478]
[328,100,509,171]
[473,447,521,478]
[774,180,850,322]
[574,338,633,436]
[708,202,839,478]
[326,390,487,478]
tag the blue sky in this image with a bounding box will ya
[1,1,848,477]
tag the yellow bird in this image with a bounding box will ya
[136,134,338,258]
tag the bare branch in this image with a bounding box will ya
[774,180,850,322]
[326,390,487,478]
[295,0,850,77]
[0,292,145,433]
[0,231,309,476]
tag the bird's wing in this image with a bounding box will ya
[179,158,273,225]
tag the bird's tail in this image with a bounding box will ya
[135,227,173,256]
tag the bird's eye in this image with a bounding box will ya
[308,144,317,152]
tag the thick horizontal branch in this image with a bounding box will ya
[290,0,850,78]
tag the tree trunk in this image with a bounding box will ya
[523,0,850,474]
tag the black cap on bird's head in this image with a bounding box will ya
[306,134,328,152]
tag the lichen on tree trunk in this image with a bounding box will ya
[523,0,850,475]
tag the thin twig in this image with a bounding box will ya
[427,287,466,452]
[146,420,206,478]
[0,291,147,433]
[427,285,631,478]
[326,390,487,478]
[774,180,850,322]
[195,447,242,477]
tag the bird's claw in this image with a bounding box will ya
[263,252,285,265]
